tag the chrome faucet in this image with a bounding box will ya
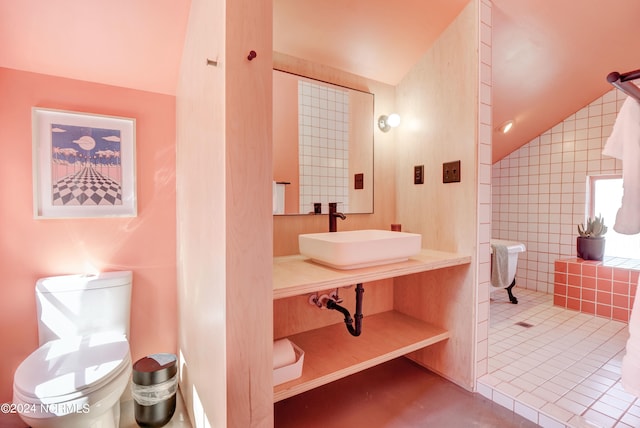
[329,202,346,232]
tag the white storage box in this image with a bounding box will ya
[273,341,304,386]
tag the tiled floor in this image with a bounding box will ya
[478,288,640,428]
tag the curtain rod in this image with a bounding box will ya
[607,69,640,102]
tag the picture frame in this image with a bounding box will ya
[32,107,137,218]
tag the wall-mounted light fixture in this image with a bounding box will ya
[378,113,401,132]
[497,119,515,134]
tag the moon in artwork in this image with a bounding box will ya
[74,135,96,151]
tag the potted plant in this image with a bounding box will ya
[577,215,608,261]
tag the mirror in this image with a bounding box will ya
[273,69,374,215]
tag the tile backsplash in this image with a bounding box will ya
[492,88,626,294]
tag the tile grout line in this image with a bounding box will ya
[481,288,638,428]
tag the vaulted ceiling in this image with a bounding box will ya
[2,0,639,163]
[490,0,640,162]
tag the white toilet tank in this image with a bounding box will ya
[35,271,132,345]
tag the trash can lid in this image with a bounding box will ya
[133,353,177,385]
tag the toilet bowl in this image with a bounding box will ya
[13,334,132,428]
[13,271,133,428]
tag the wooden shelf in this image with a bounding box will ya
[272,249,467,402]
[273,310,449,402]
[273,249,471,299]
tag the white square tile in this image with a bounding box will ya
[565,390,597,407]
[625,403,640,417]
[476,381,493,400]
[493,369,517,383]
[496,382,524,399]
[590,400,626,420]
[515,400,540,424]
[517,391,550,409]
[493,390,515,411]
[543,380,572,396]
[582,379,615,393]
[574,384,606,400]
[607,383,636,404]
[556,397,588,416]
[511,377,539,393]
[620,411,640,427]
[538,413,567,428]
[600,392,634,411]
[542,402,575,422]
[582,409,617,428]
[532,385,561,403]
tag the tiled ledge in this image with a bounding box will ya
[553,257,639,323]
[477,377,569,428]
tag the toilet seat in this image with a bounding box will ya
[14,334,130,404]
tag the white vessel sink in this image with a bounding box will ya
[299,229,422,270]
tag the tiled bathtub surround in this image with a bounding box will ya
[554,258,639,323]
[492,88,626,294]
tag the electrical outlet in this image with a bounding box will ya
[443,160,461,183]
[414,165,424,185]
[354,173,364,189]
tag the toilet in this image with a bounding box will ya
[13,271,133,428]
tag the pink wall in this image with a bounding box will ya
[0,68,177,403]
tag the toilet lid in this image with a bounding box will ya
[14,334,130,400]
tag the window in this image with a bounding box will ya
[590,175,640,259]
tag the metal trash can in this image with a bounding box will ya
[131,353,178,427]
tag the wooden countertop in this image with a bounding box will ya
[273,249,471,299]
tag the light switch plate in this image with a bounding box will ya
[414,165,424,185]
[443,160,461,183]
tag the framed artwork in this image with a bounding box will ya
[32,108,137,218]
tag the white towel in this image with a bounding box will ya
[272,181,278,214]
[622,277,640,397]
[602,96,640,235]
[490,244,510,289]
[604,95,640,397]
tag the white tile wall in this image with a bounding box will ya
[476,0,493,381]
[492,88,626,294]
[298,80,350,214]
